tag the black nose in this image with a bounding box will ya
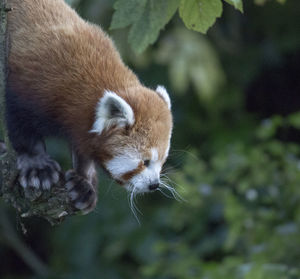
[149,183,159,191]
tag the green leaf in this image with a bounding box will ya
[110,0,147,29]
[224,0,243,12]
[111,0,180,53]
[179,0,223,33]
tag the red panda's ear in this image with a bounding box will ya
[156,85,171,110]
[90,91,135,135]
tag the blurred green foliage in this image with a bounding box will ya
[1,0,300,278]
[109,0,287,53]
[110,0,180,53]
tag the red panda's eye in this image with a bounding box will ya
[143,160,150,167]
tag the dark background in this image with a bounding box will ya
[1,0,300,278]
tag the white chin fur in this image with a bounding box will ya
[124,183,151,194]
[106,148,163,194]
[126,161,161,193]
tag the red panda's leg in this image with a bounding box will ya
[15,141,61,190]
[5,90,62,190]
[65,150,98,214]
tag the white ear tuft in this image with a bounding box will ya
[90,91,135,135]
[156,85,171,110]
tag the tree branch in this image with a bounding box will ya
[0,1,77,225]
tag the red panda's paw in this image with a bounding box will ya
[65,170,97,215]
[16,154,61,191]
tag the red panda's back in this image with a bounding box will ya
[8,0,79,31]
[7,0,88,109]
[6,0,139,135]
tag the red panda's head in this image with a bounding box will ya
[90,85,173,194]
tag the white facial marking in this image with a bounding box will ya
[125,148,162,193]
[164,143,170,160]
[164,129,172,160]
[105,153,140,179]
[156,85,171,110]
[151,148,159,161]
[90,90,135,135]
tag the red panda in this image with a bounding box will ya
[6,0,173,214]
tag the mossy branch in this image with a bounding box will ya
[0,1,77,225]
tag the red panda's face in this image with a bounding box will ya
[91,86,172,194]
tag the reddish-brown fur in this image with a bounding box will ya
[121,161,145,181]
[7,0,172,168]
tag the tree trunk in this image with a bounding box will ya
[0,0,76,225]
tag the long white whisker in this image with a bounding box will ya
[161,175,186,197]
[160,181,186,203]
[161,175,182,189]
[130,186,141,225]
[170,148,199,161]
[161,166,176,174]
[133,190,143,215]
[157,188,174,199]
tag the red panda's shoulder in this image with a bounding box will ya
[8,0,79,29]
[7,0,141,146]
